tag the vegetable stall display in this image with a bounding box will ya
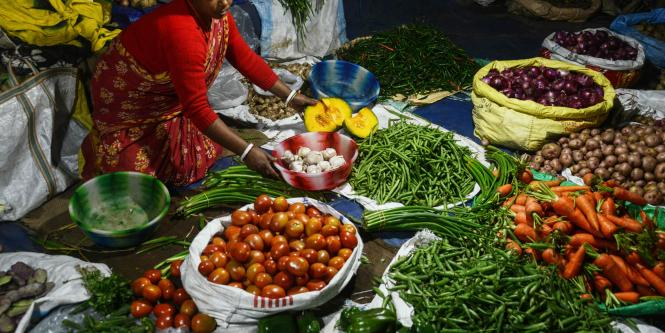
[528,124,665,205]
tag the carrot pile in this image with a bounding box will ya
[501,171,665,306]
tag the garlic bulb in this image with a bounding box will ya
[306,165,321,174]
[304,151,323,165]
[282,150,295,164]
[322,148,337,160]
[297,147,311,158]
[289,161,304,172]
[318,160,331,172]
[329,155,346,169]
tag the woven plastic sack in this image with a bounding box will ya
[471,57,615,151]
[180,197,363,332]
[611,9,665,69]
[540,28,645,88]
[507,0,601,22]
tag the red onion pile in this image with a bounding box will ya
[553,30,638,61]
[482,66,604,109]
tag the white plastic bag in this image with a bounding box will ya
[252,68,303,96]
[180,197,364,331]
[207,62,248,110]
[0,252,110,333]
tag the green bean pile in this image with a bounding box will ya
[336,24,479,98]
[349,121,476,207]
[389,239,613,332]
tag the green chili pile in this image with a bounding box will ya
[337,24,479,98]
[349,121,476,207]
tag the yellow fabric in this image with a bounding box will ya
[0,0,120,53]
[472,57,615,151]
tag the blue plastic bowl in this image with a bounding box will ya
[308,60,380,112]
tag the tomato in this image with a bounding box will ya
[162,286,175,300]
[158,279,175,301]
[326,235,342,255]
[179,299,198,317]
[254,272,273,289]
[198,260,215,276]
[294,213,310,224]
[288,286,310,296]
[261,284,286,299]
[273,271,294,290]
[231,210,252,226]
[306,206,321,217]
[228,282,244,289]
[306,279,326,291]
[212,236,226,247]
[322,216,341,227]
[142,284,162,303]
[131,277,152,296]
[305,234,326,251]
[191,313,217,333]
[340,231,358,249]
[258,230,274,246]
[173,288,191,306]
[200,255,209,262]
[286,257,309,277]
[227,264,246,281]
[202,244,221,255]
[174,313,191,329]
[153,303,175,317]
[143,269,162,284]
[271,235,288,247]
[240,224,260,239]
[248,209,261,225]
[309,262,327,279]
[272,196,289,212]
[248,250,266,266]
[170,260,183,278]
[289,239,305,252]
[300,248,318,264]
[325,266,339,283]
[210,251,229,268]
[289,250,302,258]
[328,256,345,270]
[254,194,273,214]
[156,315,174,329]
[264,259,278,275]
[286,211,296,220]
[229,242,251,262]
[224,225,242,242]
[246,284,261,296]
[208,268,231,285]
[340,224,357,235]
[130,300,152,318]
[246,263,266,283]
[278,256,291,272]
[285,219,305,238]
[317,250,330,264]
[338,248,353,261]
[271,242,290,260]
[259,212,274,230]
[321,224,340,237]
[305,218,323,236]
[271,212,289,233]
[245,234,265,251]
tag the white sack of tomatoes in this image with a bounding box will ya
[180,197,363,331]
[472,57,615,152]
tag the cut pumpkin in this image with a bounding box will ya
[344,107,378,138]
[304,98,352,132]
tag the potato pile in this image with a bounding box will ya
[529,123,665,205]
[634,23,665,42]
[247,63,312,121]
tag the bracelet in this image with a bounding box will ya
[240,143,254,162]
[285,89,299,106]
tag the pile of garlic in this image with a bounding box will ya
[282,147,346,174]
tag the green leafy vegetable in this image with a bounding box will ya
[77,267,133,316]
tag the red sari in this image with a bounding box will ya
[82,0,277,185]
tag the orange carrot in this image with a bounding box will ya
[593,274,612,293]
[539,224,553,239]
[610,255,649,287]
[640,211,655,231]
[575,194,600,232]
[516,193,528,206]
[505,239,522,256]
[542,248,563,267]
[543,216,560,225]
[562,246,586,279]
[603,179,619,188]
[594,254,633,292]
[525,248,541,261]
[636,263,665,296]
[553,221,574,234]
[597,215,618,239]
[600,198,616,216]
[514,223,537,242]
[502,195,516,207]
[613,187,647,206]
[626,252,644,266]
[519,169,534,184]
[653,262,665,280]
[582,173,596,186]
[636,285,657,297]
[592,192,603,204]
[514,211,532,226]
[551,195,595,234]
[497,184,513,197]
[525,197,543,217]
[529,180,561,187]
[605,215,643,233]
[569,233,617,251]
[510,204,525,214]
[614,291,640,304]
[551,186,591,193]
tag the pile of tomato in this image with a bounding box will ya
[197,195,359,299]
[130,264,216,333]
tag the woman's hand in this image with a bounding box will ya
[288,93,318,113]
[243,147,280,179]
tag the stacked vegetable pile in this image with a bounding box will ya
[0,262,53,333]
[552,30,638,60]
[349,121,476,207]
[501,172,665,306]
[195,195,358,298]
[634,23,665,42]
[247,63,311,121]
[336,24,479,98]
[482,66,604,108]
[529,124,665,205]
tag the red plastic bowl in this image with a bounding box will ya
[272,132,358,191]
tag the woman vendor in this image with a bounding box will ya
[82,0,317,185]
